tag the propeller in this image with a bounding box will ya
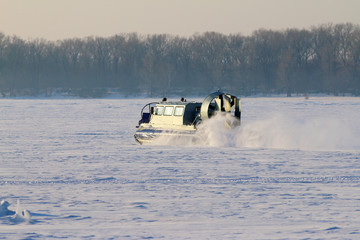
[200,91,241,125]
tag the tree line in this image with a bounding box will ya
[1,23,360,97]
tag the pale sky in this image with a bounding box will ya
[1,0,360,40]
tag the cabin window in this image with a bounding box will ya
[174,106,184,116]
[164,106,174,116]
[154,106,164,115]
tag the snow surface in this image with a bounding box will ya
[1,97,360,239]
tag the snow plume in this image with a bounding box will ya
[194,113,240,147]
[235,114,357,151]
[154,113,359,151]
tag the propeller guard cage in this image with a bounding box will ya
[200,91,241,121]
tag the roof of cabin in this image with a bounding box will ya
[155,101,201,106]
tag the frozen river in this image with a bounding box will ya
[1,96,360,239]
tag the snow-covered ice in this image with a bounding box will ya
[1,97,360,239]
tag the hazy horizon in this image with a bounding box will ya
[1,0,360,41]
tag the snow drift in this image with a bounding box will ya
[0,200,32,224]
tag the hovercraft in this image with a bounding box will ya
[134,91,241,144]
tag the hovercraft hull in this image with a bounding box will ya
[134,127,196,144]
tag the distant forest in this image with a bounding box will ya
[1,23,360,97]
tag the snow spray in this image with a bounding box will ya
[152,113,359,151]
